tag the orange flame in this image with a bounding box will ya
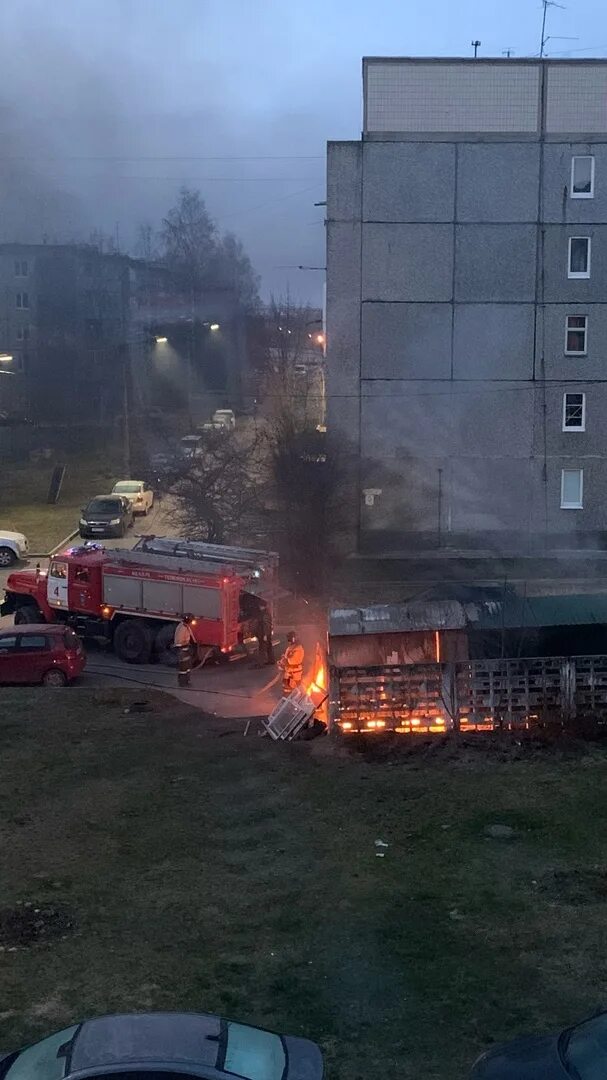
[305,644,327,698]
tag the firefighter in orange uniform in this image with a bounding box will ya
[278,631,305,694]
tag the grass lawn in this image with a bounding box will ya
[2,691,607,1079]
[0,454,123,552]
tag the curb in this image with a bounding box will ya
[28,529,80,561]
[50,530,79,555]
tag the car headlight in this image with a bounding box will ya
[79,519,87,526]
[110,518,121,525]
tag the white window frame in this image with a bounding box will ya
[568,237,591,279]
[15,292,29,309]
[561,467,584,509]
[564,314,588,356]
[571,155,595,199]
[562,392,586,432]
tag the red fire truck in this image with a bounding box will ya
[1,536,278,665]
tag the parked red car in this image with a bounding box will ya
[0,625,86,686]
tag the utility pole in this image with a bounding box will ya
[539,0,567,58]
[471,39,481,58]
[437,468,443,548]
[121,343,131,477]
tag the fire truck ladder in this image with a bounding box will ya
[132,536,278,579]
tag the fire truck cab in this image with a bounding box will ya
[2,537,278,666]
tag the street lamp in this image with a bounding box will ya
[155,336,168,344]
[210,323,220,332]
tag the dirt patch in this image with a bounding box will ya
[28,994,71,1024]
[0,903,75,949]
[344,728,607,766]
[540,868,607,905]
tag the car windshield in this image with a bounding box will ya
[223,1023,285,1080]
[86,499,121,514]
[113,482,141,493]
[564,1015,607,1079]
[2,1026,79,1080]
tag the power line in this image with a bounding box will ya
[550,43,607,54]
[219,185,320,224]
[0,154,325,163]
[0,175,322,183]
[162,383,607,405]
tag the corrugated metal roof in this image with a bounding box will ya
[329,594,607,637]
[329,600,470,636]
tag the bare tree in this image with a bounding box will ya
[216,232,261,312]
[168,428,267,545]
[255,294,325,430]
[159,186,260,310]
[135,221,159,261]
[161,187,217,297]
[266,414,355,597]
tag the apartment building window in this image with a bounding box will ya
[568,237,591,278]
[14,259,28,277]
[562,392,585,431]
[15,292,29,309]
[15,325,30,342]
[571,156,595,198]
[561,468,584,509]
[565,315,588,355]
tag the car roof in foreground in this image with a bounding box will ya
[71,1014,222,1071]
[68,1012,322,1080]
[0,624,65,637]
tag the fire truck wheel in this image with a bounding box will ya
[15,604,42,624]
[154,623,178,666]
[113,619,154,664]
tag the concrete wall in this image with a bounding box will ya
[362,223,453,302]
[362,303,451,379]
[327,108,607,553]
[453,305,535,380]
[362,143,455,221]
[326,144,362,462]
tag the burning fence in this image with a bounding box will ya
[331,655,607,735]
[328,599,607,735]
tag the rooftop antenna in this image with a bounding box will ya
[502,47,515,57]
[471,39,481,57]
[540,0,565,57]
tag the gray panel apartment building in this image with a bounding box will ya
[326,58,607,554]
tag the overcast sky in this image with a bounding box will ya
[1,0,606,301]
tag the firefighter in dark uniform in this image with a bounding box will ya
[174,613,196,688]
[256,600,275,666]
